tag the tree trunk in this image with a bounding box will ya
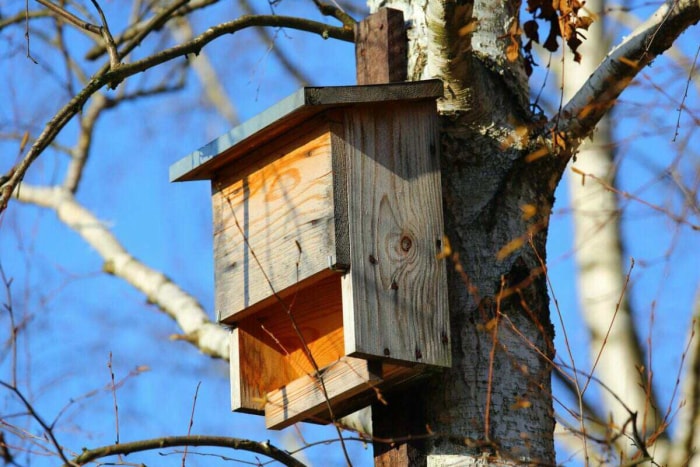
[367,1,556,464]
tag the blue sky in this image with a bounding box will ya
[0,2,698,465]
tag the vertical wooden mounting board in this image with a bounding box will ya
[355,8,407,85]
[342,100,450,368]
[211,123,340,322]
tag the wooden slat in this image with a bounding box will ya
[342,100,451,368]
[211,125,339,323]
[265,356,382,429]
[230,274,345,413]
[355,8,407,85]
[231,327,296,413]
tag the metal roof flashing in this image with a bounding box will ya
[168,79,443,183]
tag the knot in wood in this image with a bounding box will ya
[400,235,412,252]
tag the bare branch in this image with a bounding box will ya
[239,0,313,86]
[84,0,219,61]
[14,185,229,359]
[63,94,108,193]
[0,13,354,213]
[34,0,102,35]
[88,0,121,69]
[669,290,700,465]
[167,17,239,124]
[0,9,51,29]
[312,0,357,29]
[66,435,306,467]
[556,0,700,144]
[63,78,186,193]
[0,380,72,465]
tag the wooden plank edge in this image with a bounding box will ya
[265,356,382,430]
[169,80,443,182]
[218,268,341,325]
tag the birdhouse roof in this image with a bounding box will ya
[169,79,443,182]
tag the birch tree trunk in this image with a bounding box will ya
[365,0,700,465]
[368,1,556,464]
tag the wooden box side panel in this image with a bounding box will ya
[343,101,450,367]
[212,124,338,322]
[231,327,295,413]
[230,274,346,413]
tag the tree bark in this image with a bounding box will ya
[367,1,556,464]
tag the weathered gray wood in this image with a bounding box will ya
[342,100,450,368]
[169,80,442,182]
[355,8,407,85]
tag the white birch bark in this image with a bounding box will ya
[15,185,230,360]
[366,0,699,465]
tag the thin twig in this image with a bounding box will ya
[182,381,201,466]
[484,277,505,441]
[0,265,18,388]
[88,0,121,69]
[35,0,102,35]
[582,258,635,395]
[24,0,39,63]
[673,42,700,142]
[239,0,313,86]
[0,380,73,465]
[529,236,590,462]
[0,13,353,213]
[107,352,121,453]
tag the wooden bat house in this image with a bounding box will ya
[170,79,450,429]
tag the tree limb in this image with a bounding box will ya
[34,0,102,35]
[0,14,354,213]
[167,17,239,124]
[66,435,306,466]
[14,185,230,360]
[83,0,219,61]
[556,0,700,145]
[312,0,357,29]
[88,0,121,69]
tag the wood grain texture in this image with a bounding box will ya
[212,124,340,323]
[230,274,345,413]
[355,8,407,85]
[231,326,295,413]
[265,356,382,429]
[342,100,450,367]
